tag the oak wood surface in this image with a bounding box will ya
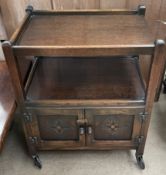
[1,0,166,39]
[100,0,127,9]
[52,0,100,10]
[2,42,25,105]
[27,57,145,101]
[126,0,145,8]
[85,108,142,148]
[17,14,154,47]
[0,0,52,37]
[0,12,7,40]
[137,40,166,155]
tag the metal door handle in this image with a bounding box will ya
[79,127,85,135]
[87,126,92,135]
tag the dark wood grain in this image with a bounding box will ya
[27,57,145,101]
[16,14,154,47]
[137,40,166,155]
[25,108,85,148]
[2,41,25,105]
[85,108,142,148]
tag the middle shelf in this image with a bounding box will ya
[26,57,145,103]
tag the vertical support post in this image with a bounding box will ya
[2,41,38,158]
[2,41,25,105]
[137,39,165,155]
[2,6,40,168]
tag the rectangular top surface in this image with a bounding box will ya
[16,13,154,47]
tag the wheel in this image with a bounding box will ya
[136,155,145,170]
[32,155,42,169]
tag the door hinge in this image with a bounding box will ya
[134,136,144,145]
[29,136,38,144]
[23,112,32,122]
[139,112,148,123]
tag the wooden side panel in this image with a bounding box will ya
[0,43,5,60]
[125,0,166,38]
[126,0,145,8]
[99,0,127,9]
[0,0,52,38]
[79,0,100,9]
[52,0,100,10]
[52,0,76,10]
[24,0,52,10]
[0,13,7,40]
[146,0,162,20]
[157,0,166,38]
[145,0,163,36]
[159,0,166,21]
[0,0,26,37]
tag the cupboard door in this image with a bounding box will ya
[85,108,143,149]
[25,108,85,150]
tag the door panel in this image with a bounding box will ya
[26,108,85,149]
[52,0,100,10]
[94,115,134,140]
[100,0,127,9]
[38,115,79,141]
[85,108,143,148]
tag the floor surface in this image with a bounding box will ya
[0,95,166,175]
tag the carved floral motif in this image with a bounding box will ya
[51,121,64,134]
[105,119,119,135]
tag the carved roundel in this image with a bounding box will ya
[51,121,64,135]
[105,119,119,135]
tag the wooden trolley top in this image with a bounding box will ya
[9,5,155,56]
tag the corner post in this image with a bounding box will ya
[137,39,165,155]
[2,41,25,106]
[138,5,146,16]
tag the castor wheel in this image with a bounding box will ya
[32,155,42,169]
[136,154,145,170]
[163,79,166,94]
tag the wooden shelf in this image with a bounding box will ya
[27,57,145,102]
[16,14,154,47]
